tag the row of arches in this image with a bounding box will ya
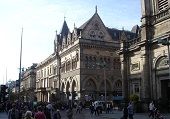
[59,76,122,101]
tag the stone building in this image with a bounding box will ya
[21,63,37,102]
[35,8,135,103]
[35,53,59,102]
[119,0,170,110]
[54,8,135,104]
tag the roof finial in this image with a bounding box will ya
[74,22,76,28]
[122,27,124,31]
[64,15,66,21]
[95,5,97,13]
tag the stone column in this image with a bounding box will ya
[141,54,151,99]
[120,36,130,103]
[40,92,42,101]
[152,68,157,100]
[47,92,50,102]
[121,53,129,102]
[140,48,151,111]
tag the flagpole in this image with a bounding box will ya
[18,27,23,101]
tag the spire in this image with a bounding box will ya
[95,5,98,13]
[60,20,69,37]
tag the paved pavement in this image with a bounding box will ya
[71,109,170,119]
[0,112,8,119]
[1,109,170,119]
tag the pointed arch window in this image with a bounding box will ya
[89,30,96,38]
[72,58,77,70]
[85,56,89,68]
[66,60,71,71]
[98,31,104,39]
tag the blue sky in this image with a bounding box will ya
[0,0,141,84]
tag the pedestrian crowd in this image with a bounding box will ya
[89,101,114,116]
[0,100,166,119]
[0,100,83,119]
[0,99,88,119]
[7,101,62,119]
[121,100,165,119]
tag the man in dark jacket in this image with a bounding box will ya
[8,103,19,119]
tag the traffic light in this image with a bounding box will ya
[0,85,8,102]
[1,85,8,93]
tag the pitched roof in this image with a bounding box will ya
[107,27,121,40]
[79,19,91,30]
[78,12,102,30]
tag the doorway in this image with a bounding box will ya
[161,80,170,99]
[161,79,170,112]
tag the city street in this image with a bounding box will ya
[1,109,170,119]
[0,112,8,119]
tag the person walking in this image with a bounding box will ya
[44,107,51,119]
[127,102,134,119]
[8,103,19,119]
[89,104,94,116]
[66,107,73,119]
[46,103,53,119]
[122,104,128,119]
[24,111,34,119]
[52,106,61,119]
[76,104,81,114]
[149,101,155,119]
[34,106,46,119]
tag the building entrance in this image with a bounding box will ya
[161,80,170,99]
[161,79,170,112]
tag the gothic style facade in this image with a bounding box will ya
[53,9,135,103]
[119,0,170,110]
[35,8,135,103]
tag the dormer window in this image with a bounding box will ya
[157,0,168,12]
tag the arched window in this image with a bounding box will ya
[89,30,96,38]
[85,56,89,68]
